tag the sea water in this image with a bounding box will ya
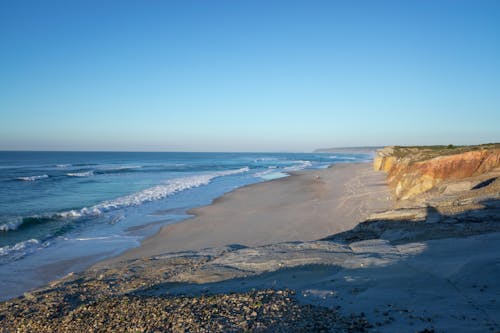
[0,151,371,299]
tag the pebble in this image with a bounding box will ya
[0,252,373,332]
[1,288,371,332]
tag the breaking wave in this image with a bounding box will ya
[15,175,49,181]
[0,217,24,231]
[0,239,50,264]
[67,171,94,177]
[283,160,313,172]
[63,167,250,217]
[2,167,250,232]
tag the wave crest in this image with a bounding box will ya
[0,239,49,264]
[283,160,313,172]
[67,171,94,177]
[81,167,249,214]
[15,175,49,181]
[3,167,250,232]
[0,217,24,231]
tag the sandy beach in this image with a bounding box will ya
[0,161,387,301]
[102,162,391,264]
[2,152,499,332]
[3,1,498,330]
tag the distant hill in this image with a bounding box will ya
[314,146,383,154]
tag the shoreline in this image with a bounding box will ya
[98,162,391,266]
[2,153,499,332]
[1,161,384,301]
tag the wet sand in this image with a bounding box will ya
[4,161,499,332]
[102,162,391,264]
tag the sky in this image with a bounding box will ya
[0,0,499,152]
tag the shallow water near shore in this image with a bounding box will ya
[0,151,371,300]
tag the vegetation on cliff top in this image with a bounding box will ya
[390,143,500,161]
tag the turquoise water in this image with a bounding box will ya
[0,151,371,299]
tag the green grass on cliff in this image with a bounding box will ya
[391,143,500,161]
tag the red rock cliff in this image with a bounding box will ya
[374,146,500,199]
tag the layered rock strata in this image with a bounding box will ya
[374,145,500,199]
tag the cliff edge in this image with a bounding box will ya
[374,144,500,200]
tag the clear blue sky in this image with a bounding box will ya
[1,0,499,152]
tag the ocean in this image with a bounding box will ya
[0,151,371,299]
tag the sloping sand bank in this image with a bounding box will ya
[104,162,391,263]
[2,161,500,332]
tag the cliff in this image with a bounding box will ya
[374,144,500,199]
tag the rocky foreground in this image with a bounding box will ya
[1,145,500,332]
[0,288,372,333]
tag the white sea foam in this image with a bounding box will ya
[0,217,24,231]
[73,236,113,241]
[57,210,82,218]
[63,236,117,241]
[254,169,288,180]
[60,167,250,218]
[16,174,49,181]
[97,165,142,172]
[0,239,49,264]
[0,239,39,256]
[253,161,312,179]
[253,157,279,162]
[283,160,313,172]
[3,166,250,233]
[67,171,94,177]
[56,164,71,168]
[328,155,361,160]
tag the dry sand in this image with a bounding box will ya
[4,161,499,332]
[103,162,391,264]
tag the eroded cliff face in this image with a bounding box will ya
[374,146,500,199]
